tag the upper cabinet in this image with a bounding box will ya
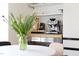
[34,3,63,16]
[63,4,79,38]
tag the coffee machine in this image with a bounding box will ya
[47,18,60,34]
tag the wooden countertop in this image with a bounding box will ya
[29,33,63,38]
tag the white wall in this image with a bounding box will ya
[8,3,33,16]
[63,3,79,38]
[8,3,33,44]
[0,3,8,41]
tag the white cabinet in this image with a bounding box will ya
[63,4,79,56]
[64,50,79,56]
[63,3,79,38]
[63,39,79,56]
[63,40,79,48]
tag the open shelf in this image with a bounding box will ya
[37,13,63,17]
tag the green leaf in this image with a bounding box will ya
[9,13,36,36]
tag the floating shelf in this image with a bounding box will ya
[37,13,63,16]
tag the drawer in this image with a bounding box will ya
[64,50,79,56]
[63,40,79,48]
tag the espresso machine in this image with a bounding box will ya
[47,18,60,34]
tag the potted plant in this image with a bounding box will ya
[9,13,36,50]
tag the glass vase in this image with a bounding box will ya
[17,34,27,50]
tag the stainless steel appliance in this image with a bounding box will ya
[47,18,60,34]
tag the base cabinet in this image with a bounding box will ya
[64,50,79,56]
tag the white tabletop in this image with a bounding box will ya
[0,45,56,56]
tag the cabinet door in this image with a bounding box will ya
[64,50,79,56]
[63,3,79,38]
